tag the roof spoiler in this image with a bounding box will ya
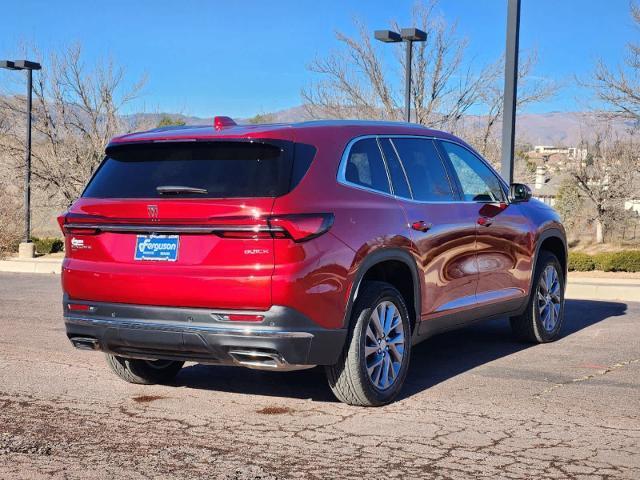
[214,116,237,130]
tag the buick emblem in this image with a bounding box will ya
[147,205,159,220]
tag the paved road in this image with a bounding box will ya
[0,273,638,479]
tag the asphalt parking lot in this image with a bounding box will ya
[0,272,638,479]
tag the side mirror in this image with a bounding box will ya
[510,183,532,203]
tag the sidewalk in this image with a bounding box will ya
[0,255,638,302]
[566,274,640,302]
[0,254,63,274]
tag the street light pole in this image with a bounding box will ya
[0,59,42,256]
[500,0,521,184]
[374,28,427,123]
[24,67,33,244]
[404,40,412,122]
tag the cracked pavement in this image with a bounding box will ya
[0,273,638,479]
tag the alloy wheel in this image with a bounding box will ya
[537,265,562,332]
[364,301,406,390]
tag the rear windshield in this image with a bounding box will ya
[83,141,314,199]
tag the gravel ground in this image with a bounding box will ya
[0,272,638,479]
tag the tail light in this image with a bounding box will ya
[57,212,334,242]
[213,213,333,242]
[58,216,100,235]
[268,213,334,242]
[57,214,67,235]
[58,213,104,236]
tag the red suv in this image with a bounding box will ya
[60,118,567,406]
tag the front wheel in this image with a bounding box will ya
[510,250,566,343]
[325,281,412,406]
[105,354,184,385]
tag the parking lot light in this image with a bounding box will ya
[374,27,427,122]
[0,59,42,258]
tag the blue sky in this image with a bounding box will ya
[0,0,635,117]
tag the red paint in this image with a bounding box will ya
[213,116,237,130]
[60,121,564,331]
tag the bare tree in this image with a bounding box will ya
[0,44,146,204]
[303,1,555,169]
[570,127,640,243]
[302,1,490,132]
[472,51,557,162]
[589,3,640,120]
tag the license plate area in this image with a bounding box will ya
[134,235,179,262]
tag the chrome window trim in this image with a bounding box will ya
[336,135,397,199]
[338,134,480,205]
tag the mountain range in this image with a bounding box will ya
[130,107,635,147]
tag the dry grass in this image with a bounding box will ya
[0,189,22,259]
[570,242,640,255]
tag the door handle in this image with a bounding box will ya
[477,216,493,227]
[411,220,432,232]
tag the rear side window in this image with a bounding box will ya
[391,138,454,201]
[83,141,301,199]
[344,138,391,194]
[378,138,412,199]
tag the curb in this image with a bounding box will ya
[0,259,62,274]
[566,278,640,303]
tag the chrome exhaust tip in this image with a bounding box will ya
[70,337,99,351]
[228,349,315,371]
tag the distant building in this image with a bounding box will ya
[534,145,565,155]
[532,145,587,161]
[531,166,568,207]
[625,199,640,216]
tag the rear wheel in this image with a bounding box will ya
[510,250,565,343]
[326,281,412,406]
[105,354,184,385]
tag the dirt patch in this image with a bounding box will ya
[0,433,52,456]
[256,406,293,415]
[132,395,166,404]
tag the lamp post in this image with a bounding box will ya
[500,0,521,184]
[0,59,42,257]
[374,28,427,122]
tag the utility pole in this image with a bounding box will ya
[0,59,42,257]
[500,0,521,184]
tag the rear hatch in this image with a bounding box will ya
[61,140,305,310]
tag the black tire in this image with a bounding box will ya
[105,354,184,385]
[325,281,412,407]
[510,250,566,343]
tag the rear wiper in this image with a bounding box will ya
[156,185,208,195]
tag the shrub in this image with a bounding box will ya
[32,236,64,255]
[568,252,595,271]
[594,251,640,272]
[593,252,616,271]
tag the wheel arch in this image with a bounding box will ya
[343,248,421,335]
[529,228,568,296]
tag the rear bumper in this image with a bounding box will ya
[63,296,347,369]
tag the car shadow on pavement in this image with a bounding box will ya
[400,299,627,399]
[173,299,627,403]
